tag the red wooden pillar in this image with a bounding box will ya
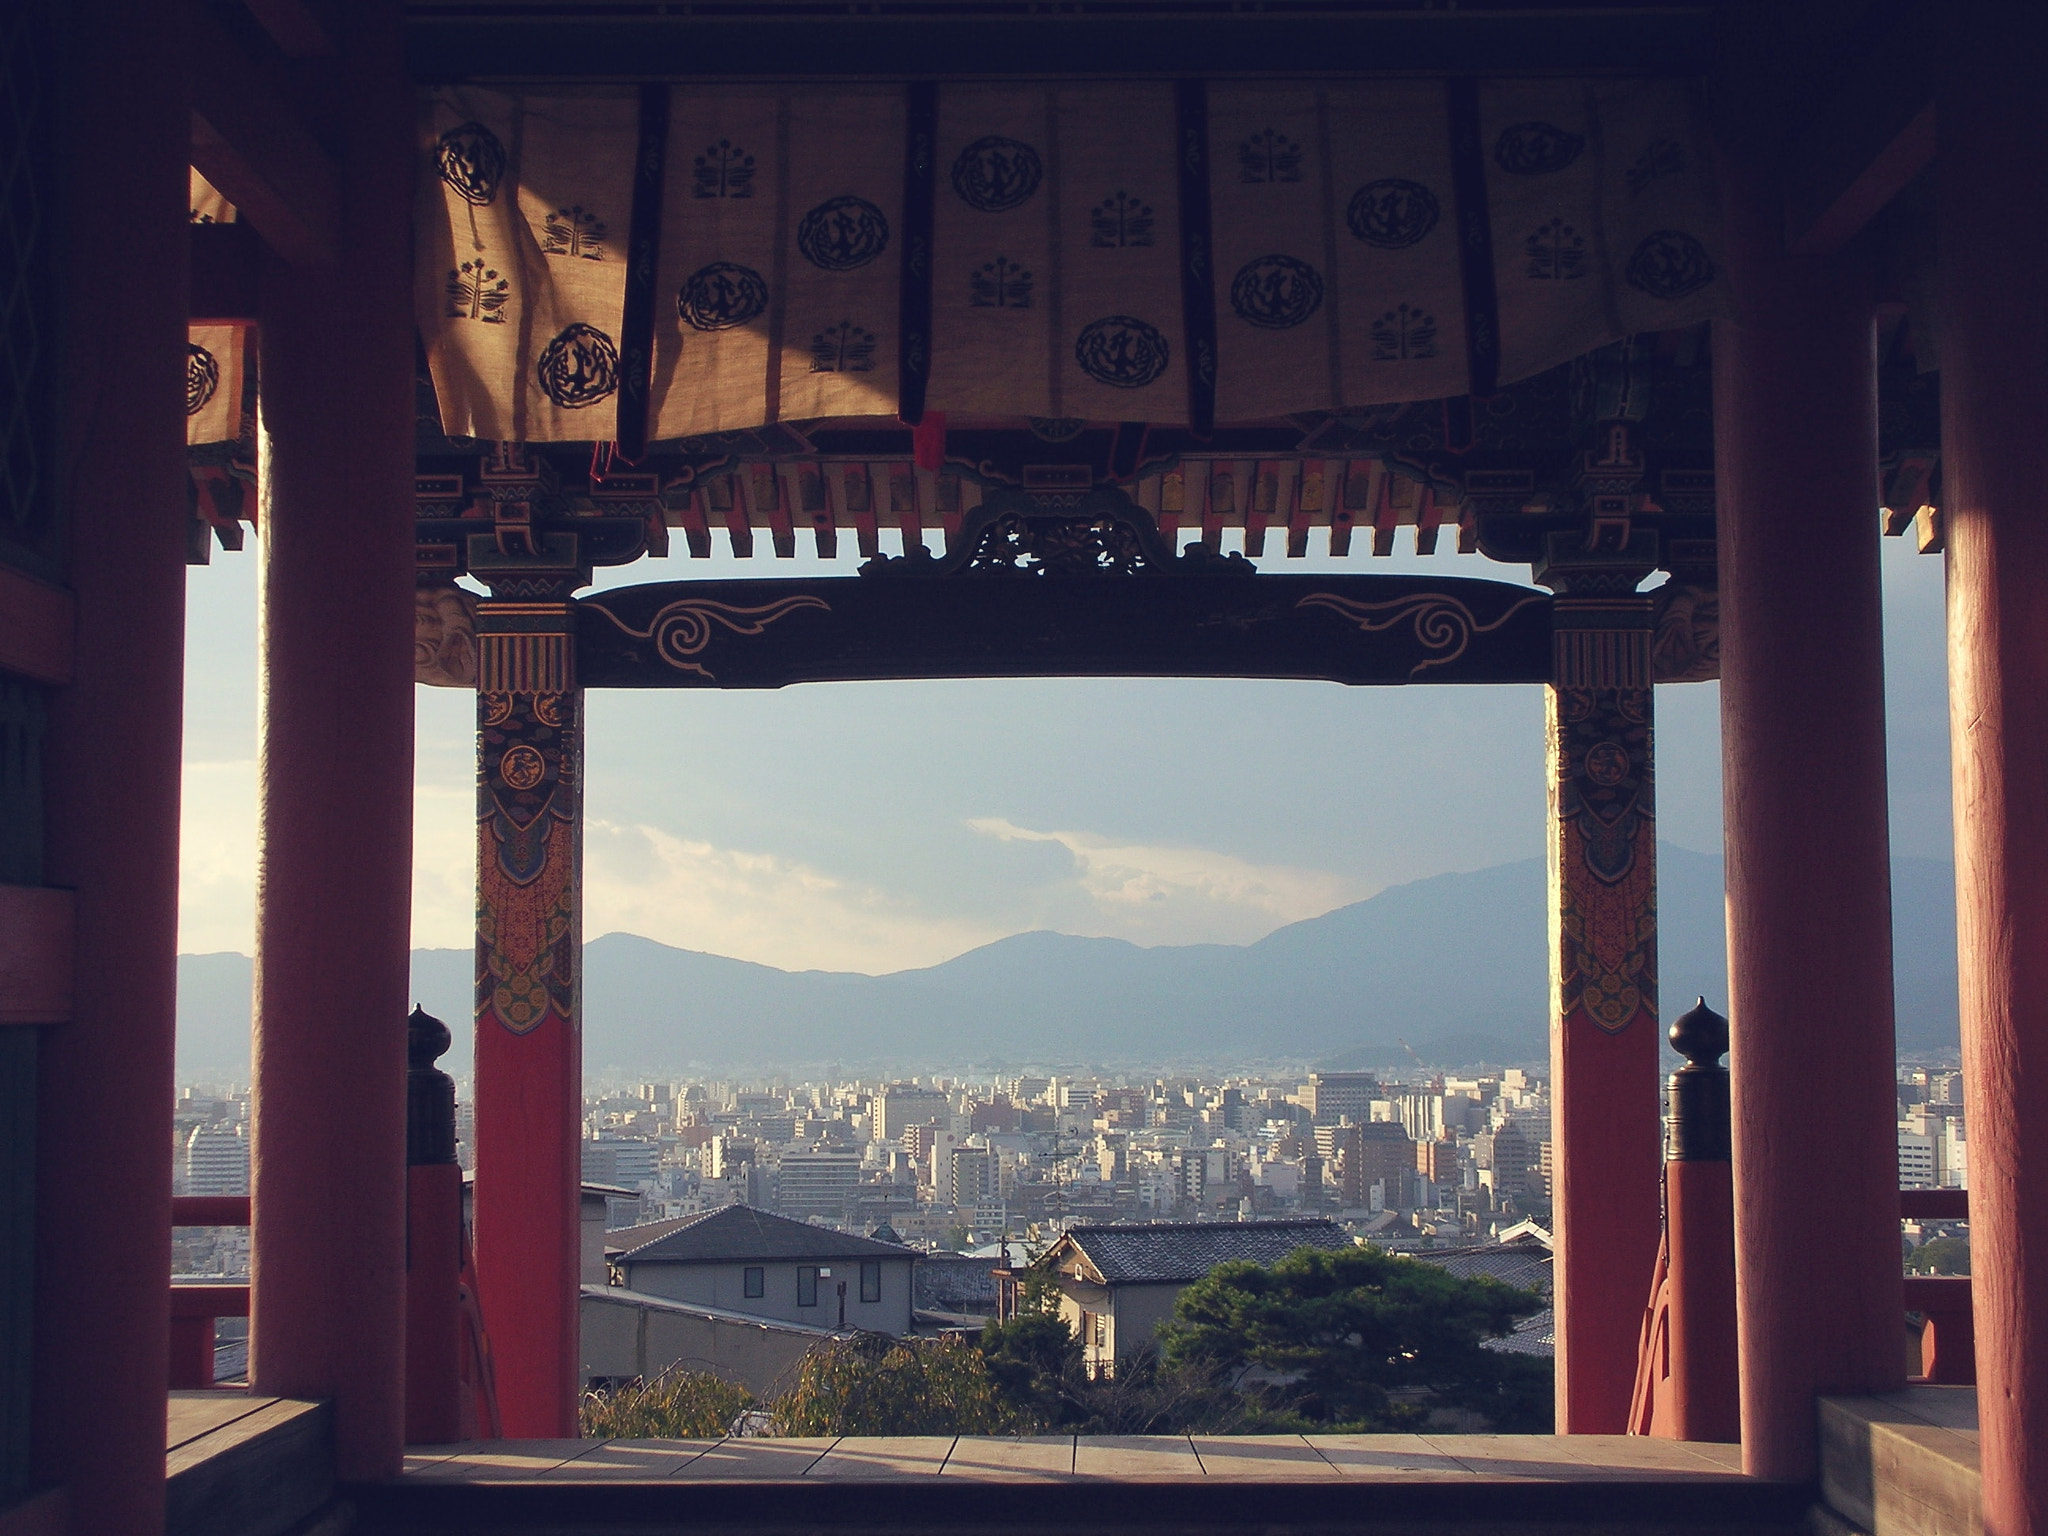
[1540,540,1663,1433]
[1714,151,1904,1479]
[472,525,585,1437]
[1938,10,2048,1530]
[247,0,415,1478]
[32,3,189,1530]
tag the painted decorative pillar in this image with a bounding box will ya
[1713,142,1902,1482]
[1539,529,1662,1435]
[33,2,187,1528]
[471,472,586,1438]
[1938,8,2048,1529]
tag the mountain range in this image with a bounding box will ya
[174,845,1961,1078]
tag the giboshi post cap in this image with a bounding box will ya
[408,1004,453,1068]
[1669,997,1729,1068]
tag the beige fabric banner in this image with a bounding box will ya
[186,325,245,447]
[417,79,1726,443]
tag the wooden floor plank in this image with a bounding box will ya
[1542,1434,1750,1478]
[1424,1434,1656,1480]
[165,1399,325,1480]
[805,1436,957,1477]
[546,1438,719,1477]
[1073,1435,1201,1479]
[165,1390,272,1452]
[405,1439,597,1480]
[1190,1435,1340,1478]
[942,1436,1075,1479]
[1307,1433,1481,1479]
[671,1438,839,1478]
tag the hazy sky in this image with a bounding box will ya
[177,524,1952,973]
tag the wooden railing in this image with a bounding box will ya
[1901,1189,1973,1384]
[169,1195,251,1389]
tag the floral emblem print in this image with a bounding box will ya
[951,136,1043,213]
[678,262,770,332]
[1346,179,1440,250]
[447,258,511,322]
[536,323,620,409]
[1229,255,1324,330]
[797,196,891,271]
[810,321,879,373]
[1370,305,1438,361]
[1074,316,1170,389]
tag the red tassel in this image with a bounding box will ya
[911,411,947,472]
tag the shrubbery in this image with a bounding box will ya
[579,1245,1552,1439]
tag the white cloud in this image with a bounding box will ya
[580,820,1002,974]
[177,759,258,954]
[965,817,1366,946]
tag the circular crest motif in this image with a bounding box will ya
[1346,178,1440,249]
[796,196,891,271]
[498,744,547,792]
[1074,316,1169,390]
[951,136,1044,213]
[185,344,220,416]
[436,121,507,206]
[1028,417,1088,443]
[1493,121,1586,176]
[1229,254,1325,330]
[1625,229,1716,300]
[678,261,770,332]
[1584,739,1631,788]
[535,322,620,410]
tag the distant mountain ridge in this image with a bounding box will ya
[175,846,1961,1077]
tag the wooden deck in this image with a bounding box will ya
[167,1390,333,1536]
[355,1432,1811,1534]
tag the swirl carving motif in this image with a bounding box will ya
[586,594,829,680]
[1296,590,1545,675]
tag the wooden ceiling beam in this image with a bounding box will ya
[190,222,260,325]
[189,4,340,267]
[1781,11,1934,257]
[242,0,337,59]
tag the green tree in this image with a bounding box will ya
[1907,1236,1971,1275]
[769,1334,1026,1436]
[1158,1244,1551,1431]
[581,1367,755,1438]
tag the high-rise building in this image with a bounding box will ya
[1308,1072,1380,1127]
[776,1147,863,1218]
[875,1085,950,1144]
[183,1126,249,1196]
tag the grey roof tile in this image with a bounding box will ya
[614,1204,917,1266]
[1054,1218,1351,1284]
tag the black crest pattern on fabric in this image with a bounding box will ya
[1626,139,1685,198]
[678,261,770,332]
[1493,121,1586,176]
[536,323,620,408]
[185,344,219,415]
[693,139,756,199]
[1089,191,1156,249]
[1229,254,1324,329]
[797,196,891,271]
[1239,129,1304,184]
[1370,304,1438,361]
[1346,178,1440,250]
[951,136,1043,213]
[541,205,607,261]
[1625,230,1716,299]
[1524,218,1588,281]
[1074,316,1170,389]
[447,258,511,322]
[437,122,506,206]
[810,320,879,373]
[1028,416,1087,442]
[969,256,1033,309]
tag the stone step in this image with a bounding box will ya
[1819,1387,1981,1536]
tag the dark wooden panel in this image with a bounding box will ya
[574,572,1551,690]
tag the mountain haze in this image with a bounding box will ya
[175,846,1960,1077]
